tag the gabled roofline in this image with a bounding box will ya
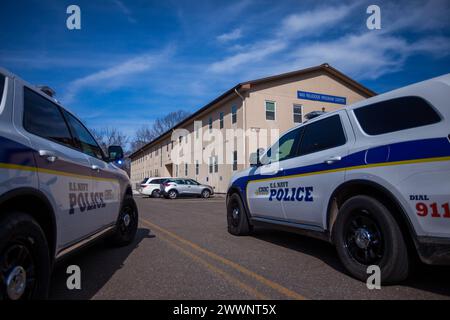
[129,63,376,159]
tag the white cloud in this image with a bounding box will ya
[279,3,356,37]
[113,0,137,23]
[217,28,243,42]
[209,39,287,73]
[383,0,450,33]
[208,0,450,81]
[63,49,172,104]
[208,3,356,73]
[290,33,410,80]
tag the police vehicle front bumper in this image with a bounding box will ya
[416,236,450,265]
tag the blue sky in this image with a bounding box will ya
[1,0,449,137]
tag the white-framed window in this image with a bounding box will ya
[185,163,188,176]
[232,151,237,171]
[265,101,276,120]
[208,157,213,174]
[214,155,218,173]
[219,112,224,129]
[195,120,202,139]
[196,160,199,175]
[208,116,213,132]
[293,104,303,123]
[231,105,237,124]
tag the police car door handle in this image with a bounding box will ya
[325,156,341,165]
[39,150,58,163]
[91,165,100,172]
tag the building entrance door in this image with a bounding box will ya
[165,163,173,177]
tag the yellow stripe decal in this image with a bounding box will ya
[0,162,118,183]
[247,155,450,185]
[245,155,450,212]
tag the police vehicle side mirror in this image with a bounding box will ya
[250,148,264,167]
[249,153,258,167]
[108,145,124,163]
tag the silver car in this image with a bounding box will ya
[160,178,214,199]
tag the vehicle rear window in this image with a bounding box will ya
[0,74,5,106]
[354,96,441,135]
[299,115,346,155]
[141,178,149,184]
[23,87,75,148]
[150,179,163,184]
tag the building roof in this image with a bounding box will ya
[129,63,376,159]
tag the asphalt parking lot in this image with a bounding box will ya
[50,196,450,300]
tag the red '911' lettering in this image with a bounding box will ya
[416,202,450,218]
[416,202,428,217]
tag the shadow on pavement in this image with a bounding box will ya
[252,227,450,297]
[49,228,153,300]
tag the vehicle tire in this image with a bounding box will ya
[227,193,251,236]
[332,195,409,284]
[151,190,160,198]
[201,189,211,199]
[109,196,139,247]
[0,212,51,300]
[167,190,178,200]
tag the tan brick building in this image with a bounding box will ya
[129,64,375,193]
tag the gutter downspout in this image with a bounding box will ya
[234,88,246,167]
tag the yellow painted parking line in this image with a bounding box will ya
[156,233,269,299]
[140,218,308,300]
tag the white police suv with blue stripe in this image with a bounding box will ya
[227,74,450,283]
[0,67,138,299]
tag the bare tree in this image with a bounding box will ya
[130,125,155,152]
[151,110,190,137]
[91,127,130,153]
[130,110,190,152]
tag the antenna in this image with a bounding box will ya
[37,85,56,98]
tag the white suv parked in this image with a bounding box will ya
[227,74,450,283]
[0,67,138,299]
[139,177,171,197]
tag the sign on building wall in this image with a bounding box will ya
[297,90,347,105]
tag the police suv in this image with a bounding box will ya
[227,74,450,283]
[0,68,138,299]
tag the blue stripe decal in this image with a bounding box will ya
[0,136,36,168]
[231,137,450,200]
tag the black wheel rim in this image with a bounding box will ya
[0,241,36,300]
[344,210,384,265]
[118,205,137,237]
[228,200,240,227]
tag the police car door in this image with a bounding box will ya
[62,109,121,228]
[247,127,303,220]
[19,86,98,247]
[281,112,354,227]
